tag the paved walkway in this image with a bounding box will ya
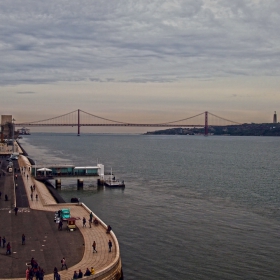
[0,155,119,280]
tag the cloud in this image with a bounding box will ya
[16,91,36,94]
[0,0,280,86]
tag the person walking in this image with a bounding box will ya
[61,257,67,270]
[108,240,112,252]
[14,206,18,215]
[2,236,6,248]
[22,234,26,245]
[82,217,86,227]
[36,194,38,201]
[89,212,93,223]
[6,242,11,255]
[30,193,33,201]
[92,241,97,253]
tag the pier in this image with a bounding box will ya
[0,144,122,279]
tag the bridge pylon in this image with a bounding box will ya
[77,109,80,136]
[204,111,208,136]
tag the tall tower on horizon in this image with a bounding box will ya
[273,111,277,123]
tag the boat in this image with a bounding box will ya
[98,168,125,188]
[104,178,125,188]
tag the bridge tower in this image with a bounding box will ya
[273,111,277,123]
[204,111,208,136]
[77,109,80,136]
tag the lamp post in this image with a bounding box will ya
[12,118,15,153]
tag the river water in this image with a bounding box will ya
[20,134,280,279]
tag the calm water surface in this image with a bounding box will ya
[20,134,280,279]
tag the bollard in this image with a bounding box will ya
[77,179,83,190]
[55,179,61,189]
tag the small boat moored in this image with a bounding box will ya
[97,168,125,188]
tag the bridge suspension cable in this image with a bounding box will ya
[208,112,242,125]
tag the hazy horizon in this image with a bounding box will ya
[1,0,279,131]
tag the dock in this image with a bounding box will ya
[0,146,122,279]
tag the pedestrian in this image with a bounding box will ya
[31,193,33,201]
[36,194,38,201]
[53,267,58,280]
[58,220,63,231]
[73,271,78,279]
[0,191,2,199]
[108,239,112,252]
[22,234,26,245]
[61,257,67,270]
[33,184,36,191]
[2,236,6,248]
[82,217,86,227]
[84,268,91,276]
[15,174,18,180]
[54,272,60,280]
[26,267,30,280]
[29,268,34,280]
[14,206,18,215]
[38,267,45,280]
[78,269,83,278]
[31,257,36,268]
[5,194,8,201]
[92,241,97,253]
[89,212,93,222]
[30,185,33,192]
[6,242,11,255]
[27,174,29,180]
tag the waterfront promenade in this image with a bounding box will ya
[0,152,122,280]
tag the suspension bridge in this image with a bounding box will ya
[15,109,241,136]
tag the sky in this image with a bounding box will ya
[0,0,280,133]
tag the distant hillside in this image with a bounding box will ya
[145,123,280,136]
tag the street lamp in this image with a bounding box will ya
[12,118,15,153]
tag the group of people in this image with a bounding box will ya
[72,267,95,278]
[0,236,11,255]
[26,258,45,280]
[83,212,100,228]
[30,185,38,201]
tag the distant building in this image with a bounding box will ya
[1,115,13,139]
[273,111,277,123]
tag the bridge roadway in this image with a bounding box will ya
[0,154,122,280]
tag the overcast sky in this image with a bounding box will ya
[0,0,279,132]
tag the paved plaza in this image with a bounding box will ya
[0,155,119,280]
